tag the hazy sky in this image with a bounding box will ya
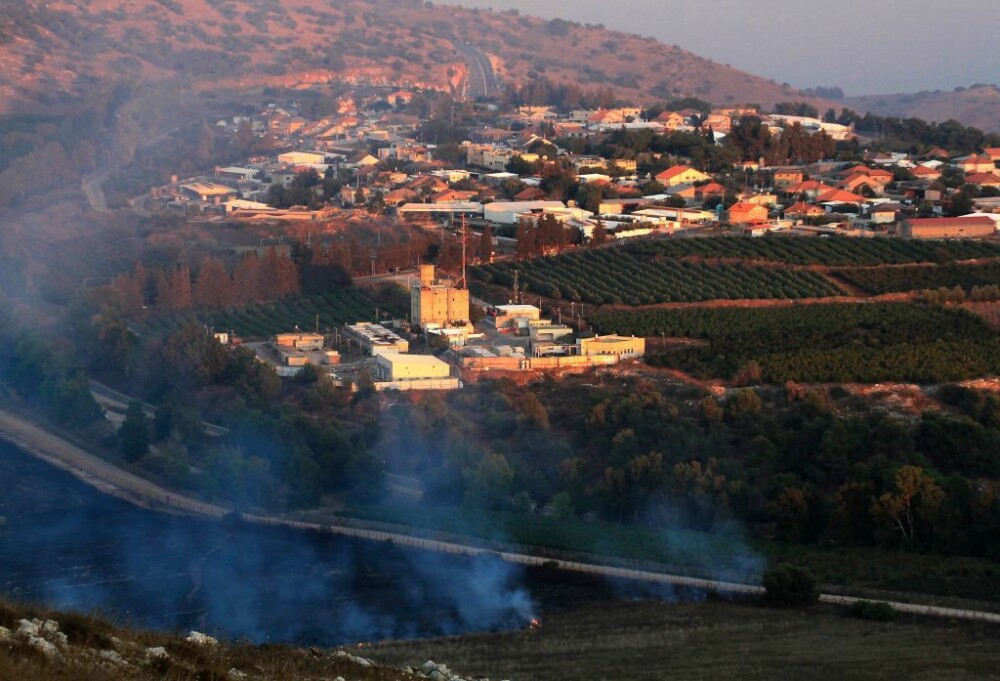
[433,0,1000,95]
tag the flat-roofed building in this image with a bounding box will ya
[344,323,409,355]
[490,304,542,329]
[375,353,451,381]
[272,332,325,351]
[372,353,460,391]
[410,265,470,328]
[896,216,996,239]
[278,151,327,165]
[179,182,237,203]
[578,335,646,359]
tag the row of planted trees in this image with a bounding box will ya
[109,249,302,314]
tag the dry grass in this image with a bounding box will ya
[0,598,417,681]
[369,599,1000,681]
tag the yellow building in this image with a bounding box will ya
[375,353,452,382]
[272,332,325,351]
[411,264,470,328]
[654,165,711,187]
[578,335,646,359]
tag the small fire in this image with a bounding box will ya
[528,618,542,630]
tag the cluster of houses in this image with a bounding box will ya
[147,87,1000,243]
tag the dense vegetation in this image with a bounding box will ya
[835,262,1000,295]
[1,291,385,512]
[625,237,1000,266]
[375,376,1000,582]
[471,249,844,305]
[590,303,1000,383]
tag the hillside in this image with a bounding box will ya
[0,596,440,681]
[843,84,1000,133]
[0,0,826,114]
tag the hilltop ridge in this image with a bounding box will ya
[0,0,826,113]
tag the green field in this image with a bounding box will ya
[835,262,1000,295]
[370,600,1000,681]
[133,287,408,339]
[627,236,1000,266]
[472,249,844,305]
[590,303,1000,383]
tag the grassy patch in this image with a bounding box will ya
[369,599,1000,681]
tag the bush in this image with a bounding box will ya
[762,564,819,606]
[849,600,897,621]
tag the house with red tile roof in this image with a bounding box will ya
[695,182,726,200]
[654,111,687,129]
[841,173,884,196]
[816,188,866,204]
[964,172,1000,189]
[785,180,837,199]
[727,202,769,224]
[783,202,825,219]
[956,154,995,174]
[514,187,547,201]
[912,165,942,181]
[431,188,478,203]
[655,165,711,187]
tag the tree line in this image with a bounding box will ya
[375,377,1000,562]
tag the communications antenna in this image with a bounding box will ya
[460,214,467,290]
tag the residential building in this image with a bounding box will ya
[727,202,769,224]
[655,165,711,187]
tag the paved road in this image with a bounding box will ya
[2,406,1000,625]
[89,379,229,437]
[81,124,185,213]
[456,43,501,100]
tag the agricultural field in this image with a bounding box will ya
[834,262,1000,295]
[370,599,1000,681]
[471,249,844,305]
[590,303,1000,383]
[133,287,408,339]
[627,236,1000,266]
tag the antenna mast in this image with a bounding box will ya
[460,214,467,290]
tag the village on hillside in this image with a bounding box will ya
[148,88,1000,241]
[121,84,1000,391]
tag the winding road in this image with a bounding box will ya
[456,43,501,100]
[1,406,998,625]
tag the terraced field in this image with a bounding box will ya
[472,250,845,305]
[134,288,407,339]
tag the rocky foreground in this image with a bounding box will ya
[0,600,492,681]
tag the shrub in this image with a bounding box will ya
[762,564,819,606]
[849,600,897,621]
